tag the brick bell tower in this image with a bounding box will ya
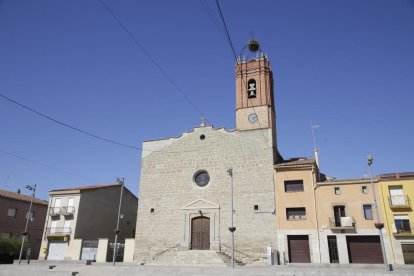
[235,39,280,160]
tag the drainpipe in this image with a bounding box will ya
[311,166,322,264]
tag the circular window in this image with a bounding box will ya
[200,134,205,140]
[194,171,210,187]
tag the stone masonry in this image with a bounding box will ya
[134,125,277,263]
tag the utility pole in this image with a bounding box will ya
[112,178,124,266]
[367,156,390,271]
[18,184,36,264]
[227,168,236,269]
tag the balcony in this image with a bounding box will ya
[49,207,61,216]
[60,206,75,215]
[388,195,411,209]
[45,227,71,237]
[329,216,355,230]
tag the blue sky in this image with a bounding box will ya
[1,0,413,200]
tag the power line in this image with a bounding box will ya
[0,148,91,180]
[0,93,236,154]
[0,93,142,151]
[99,0,205,120]
[199,0,227,41]
[214,0,271,148]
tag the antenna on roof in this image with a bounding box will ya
[310,121,320,169]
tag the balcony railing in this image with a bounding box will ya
[388,195,411,209]
[329,217,355,229]
[61,206,75,215]
[49,207,61,216]
[45,227,71,236]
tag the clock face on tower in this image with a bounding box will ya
[248,113,258,123]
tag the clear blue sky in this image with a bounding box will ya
[1,0,413,200]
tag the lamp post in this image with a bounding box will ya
[227,168,236,269]
[367,156,390,271]
[112,178,124,266]
[18,184,36,264]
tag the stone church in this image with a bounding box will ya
[134,41,282,263]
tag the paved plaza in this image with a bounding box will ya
[1,262,413,276]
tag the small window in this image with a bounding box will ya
[362,186,368,194]
[7,208,17,218]
[334,187,341,195]
[247,79,257,98]
[286,208,306,220]
[254,205,259,211]
[200,135,205,140]
[150,208,154,213]
[363,204,373,220]
[394,215,410,233]
[284,180,304,192]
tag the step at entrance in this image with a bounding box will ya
[145,250,227,267]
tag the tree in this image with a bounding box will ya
[0,237,27,264]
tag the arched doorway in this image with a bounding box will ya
[191,216,210,250]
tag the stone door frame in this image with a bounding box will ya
[182,199,220,251]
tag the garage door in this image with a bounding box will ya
[402,244,414,264]
[81,240,98,260]
[288,235,310,263]
[47,240,67,260]
[346,236,383,264]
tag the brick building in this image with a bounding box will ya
[0,189,48,259]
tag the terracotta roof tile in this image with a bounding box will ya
[0,189,48,205]
[50,184,121,192]
[318,177,371,184]
[378,172,414,180]
[275,158,316,168]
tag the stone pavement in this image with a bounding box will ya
[1,262,413,276]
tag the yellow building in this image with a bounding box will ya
[378,172,414,264]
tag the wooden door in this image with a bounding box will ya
[328,235,339,263]
[191,217,210,250]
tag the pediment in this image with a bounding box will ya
[182,198,219,210]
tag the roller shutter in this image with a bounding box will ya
[346,236,383,264]
[402,244,414,264]
[47,240,67,260]
[288,235,310,263]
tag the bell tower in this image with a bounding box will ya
[235,40,278,156]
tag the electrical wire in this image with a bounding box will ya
[214,0,272,149]
[199,0,228,42]
[0,93,232,154]
[99,0,205,120]
[0,148,91,180]
[0,93,143,151]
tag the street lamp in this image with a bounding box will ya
[18,184,36,264]
[113,178,124,266]
[227,168,236,269]
[367,156,390,271]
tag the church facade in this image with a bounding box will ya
[134,52,280,263]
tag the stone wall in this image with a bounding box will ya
[134,126,277,262]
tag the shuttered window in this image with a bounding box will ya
[284,180,304,192]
